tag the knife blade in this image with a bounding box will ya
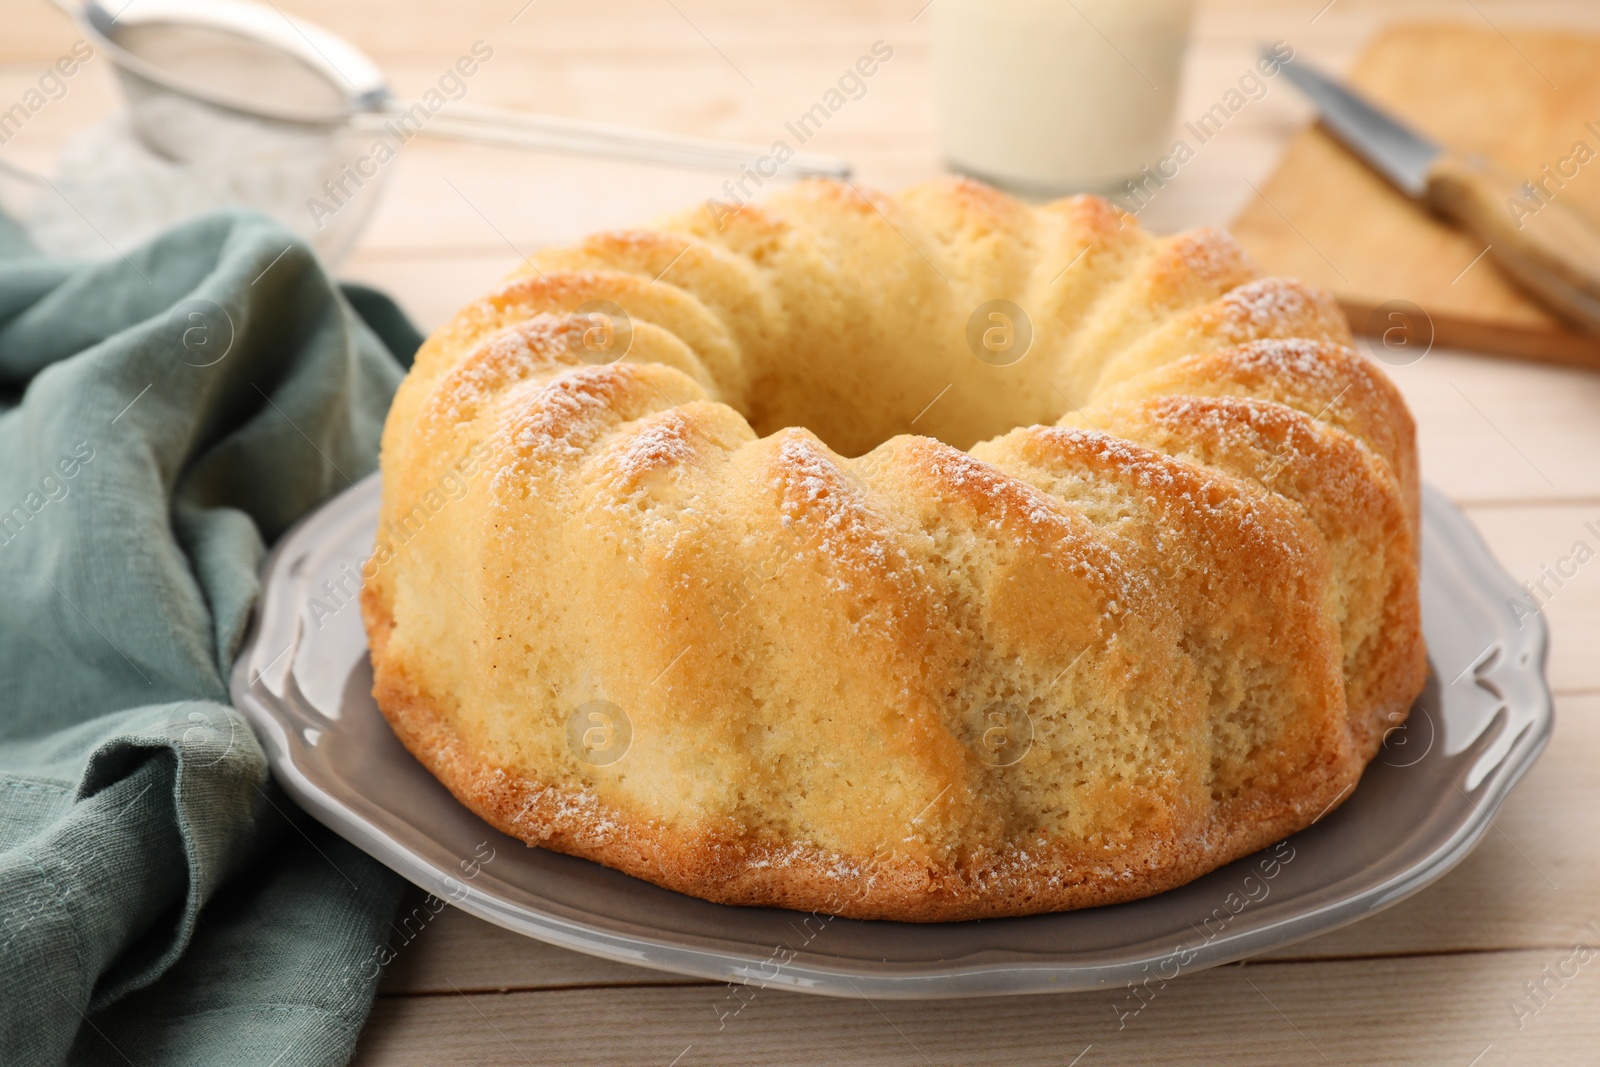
[1269,47,1600,337]
[1277,57,1441,200]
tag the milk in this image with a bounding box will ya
[933,0,1196,194]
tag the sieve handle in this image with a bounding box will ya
[364,100,851,180]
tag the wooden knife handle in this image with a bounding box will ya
[1425,152,1600,334]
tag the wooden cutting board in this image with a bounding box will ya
[1231,22,1600,369]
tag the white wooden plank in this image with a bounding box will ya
[1460,505,1600,693]
[356,946,1600,1066]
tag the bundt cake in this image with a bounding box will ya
[361,177,1425,922]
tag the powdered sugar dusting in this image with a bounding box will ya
[1025,425,1308,565]
[912,438,1145,612]
[1164,227,1256,287]
[609,407,701,483]
[582,407,709,541]
[430,316,581,424]
[1222,337,1356,385]
[767,432,926,611]
[494,366,645,488]
[1212,278,1324,341]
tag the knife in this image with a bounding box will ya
[1272,49,1600,336]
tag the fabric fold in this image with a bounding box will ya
[0,210,421,1066]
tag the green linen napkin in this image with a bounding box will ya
[0,209,421,1065]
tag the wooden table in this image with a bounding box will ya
[9,1,1600,1062]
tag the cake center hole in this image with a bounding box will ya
[732,298,1072,457]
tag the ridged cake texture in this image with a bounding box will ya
[362,178,1425,921]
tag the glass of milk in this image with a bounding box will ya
[933,0,1196,195]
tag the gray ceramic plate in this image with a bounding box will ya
[230,474,1551,999]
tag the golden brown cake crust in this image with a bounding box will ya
[364,177,1425,922]
[364,590,1358,922]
